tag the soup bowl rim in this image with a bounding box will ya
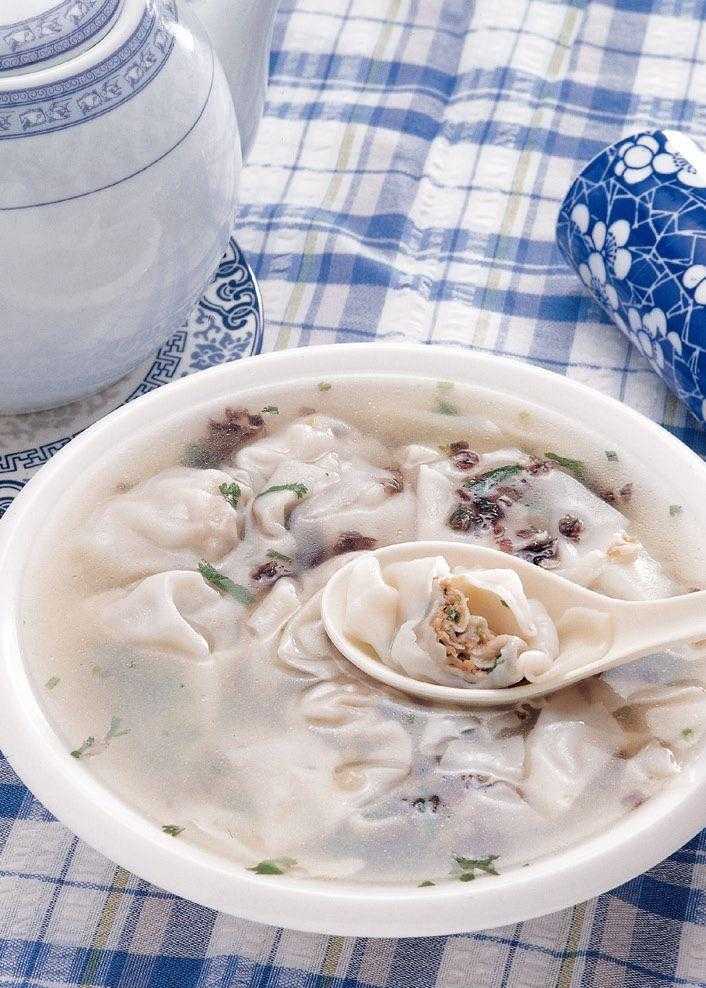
[0,341,704,937]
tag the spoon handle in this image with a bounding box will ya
[610,589,706,661]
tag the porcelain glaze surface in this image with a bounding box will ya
[0,0,121,73]
[0,236,262,513]
[558,129,706,425]
[0,0,278,412]
[0,2,172,139]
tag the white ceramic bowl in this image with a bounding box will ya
[0,343,704,937]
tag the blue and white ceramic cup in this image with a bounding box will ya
[557,129,706,423]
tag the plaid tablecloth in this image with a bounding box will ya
[1,0,706,985]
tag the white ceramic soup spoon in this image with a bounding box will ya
[321,540,706,707]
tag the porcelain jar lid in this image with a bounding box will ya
[0,0,124,74]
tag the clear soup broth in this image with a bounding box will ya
[23,376,706,886]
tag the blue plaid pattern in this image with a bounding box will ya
[1,1,705,985]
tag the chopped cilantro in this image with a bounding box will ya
[162,825,184,837]
[669,504,683,517]
[435,399,459,416]
[445,606,460,622]
[605,450,619,462]
[219,481,241,509]
[463,464,522,497]
[318,381,332,392]
[70,716,129,759]
[255,482,309,501]
[681,727,695,740]
[267,550,293,562]
[248,858,296,876]
[106,716,129,740]
[45,676,60,690]
[71,736,96,759]
[261,405,279,415]
[545,452,587,481]
[418,880,436,888]
[198,561,254,605]
[454,854,499,880]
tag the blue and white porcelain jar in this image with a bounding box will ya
[557,129,706,425]
[0,0,279,412]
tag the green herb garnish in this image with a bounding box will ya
[106,716,129,740]
[445,607,460,622]
[605,450,619,462]
[198,561,254,605]
[261,405,279,415]
[247,858,296,876]
[669,504,683,517]
[219,481,241,509]
[318,382,332,392]
[437,381,455,394]
[267,550,293,562]
[71,736,96,759]
[162,825,184,837]
[255,482,309,501]
[545,452,586,481]
[45,676,60,690]
[454,855,499,880]
[418,880,436,888]
[681,727,695,740]
[462,464,522,497]
[70,716,129,759]
[435,400,459,416]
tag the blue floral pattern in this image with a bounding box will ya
[0,236,263,514]
[557,129,706,424]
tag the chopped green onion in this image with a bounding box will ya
[435,400,459,416]
[198,561,254,605]
[255,482,309,501]
[463,465,522,497]
[545,451,587,481]
[267,550,293,562]
[247,858,296,876]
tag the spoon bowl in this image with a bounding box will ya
[321,541,706,706]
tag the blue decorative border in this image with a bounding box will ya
[0,0,120,73]
[0,1,175,138]
[0,237,264,514]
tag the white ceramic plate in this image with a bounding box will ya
[0,343,704,938]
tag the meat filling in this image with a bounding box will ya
[430,579,525,676]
